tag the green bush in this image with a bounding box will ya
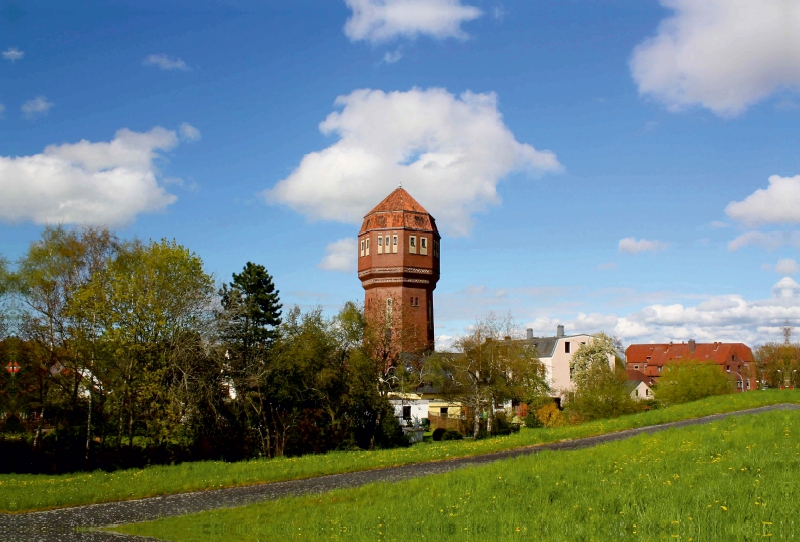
[523,410,543,428]
[565,363,641,422]
[655,361,732,405]
[441,429,463,441]
[431,428,447,441]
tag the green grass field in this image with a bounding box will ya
[1,390,797,513]
[115,408,800,541]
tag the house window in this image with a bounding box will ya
[365,238,370,256]
[646,356,651,362]
[402,406,412,420]
[409,236,417,254]
[565,342,571,354]
[569,367,574,381]
[392,235,398,253]
[646,389,651,397]
[746,380,750,390]
[360,240,365,257]
[440,407,449,417]
[377,236,383,254]
[658,366,662,373]
[420,237,428,255]
[634,365,639,370]
[726,365,731,372]
[635,389,639,397]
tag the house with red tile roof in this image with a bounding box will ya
[625,340,755,392]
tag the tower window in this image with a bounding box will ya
[360,240,365,257]
[392,235,398,253]
[365,238,370,256]
[386,298,393,319]
[385,236,390,252]
[420,237,428,255]
[377,236,383,254]
[409,236,417,254]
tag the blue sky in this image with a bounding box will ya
[3,0,800,347]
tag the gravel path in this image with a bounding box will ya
[3,403,798,542]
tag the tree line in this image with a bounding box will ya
[0,226,408,473]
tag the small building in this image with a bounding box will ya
[625,340,755,392]
[387,393,429,426]
[625,370,653,400]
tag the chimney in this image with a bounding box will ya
[557,325,565,338]
[526,328,534,340]
[688,339,696,354]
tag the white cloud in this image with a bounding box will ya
[143,54,190,71]
[630,0,800,116]
[710,220,729,228]
[21,96,53,119]
[726,175,800,226]
[318,238,357,272]
[382,49,403,64]
[179,122,201,142]
[618,237,668,254]
[727,231,800,252]
[265,88,562,237]
[344,0,482,43]
[2,47,23,61]
[775,258,799,276]
[0,126,183,226]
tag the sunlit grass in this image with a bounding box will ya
[115,408,800,541]
[1,390,797,513]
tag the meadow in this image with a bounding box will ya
[116,408,800,541]
[1,390,797,513]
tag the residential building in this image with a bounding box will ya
[625,340,755,392]
[625,369,654,400]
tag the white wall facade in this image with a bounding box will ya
[540,334,616,396]
[388,396,429,425]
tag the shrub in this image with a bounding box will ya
[565,362,640,422]
[655,361,732,405]
[523,410,543,428]
[536,403,565,428]
[432,428,447,441]
[441,429,463,441]
[491,413,521,435]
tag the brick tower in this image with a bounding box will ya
[358,187,440,352]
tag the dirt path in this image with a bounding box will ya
[3,403,798,542]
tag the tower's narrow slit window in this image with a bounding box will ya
[365,238,370,256]
[420,237,428,255]
[392,235,398,253]
[409,236,417,254]
[360,240,365,257]
[377,236,383,254]
[385,236,390,251]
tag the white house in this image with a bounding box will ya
[523,325,615,398]
[388,393,429,426]
[627,380,653,401]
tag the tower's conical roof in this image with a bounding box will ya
[366,187,429,216]
[360,187,439,235]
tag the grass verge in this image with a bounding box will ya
[2,390,798,513]
[115,408,800,541]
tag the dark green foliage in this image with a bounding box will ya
[441,429,463,441]
[219,262,282,348]
[523,410,543,428]
[432,428,447,441]
[491,413,521,436]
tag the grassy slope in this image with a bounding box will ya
[117,408,800,542]
[2,390,798,513]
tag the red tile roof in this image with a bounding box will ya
[359,188,439,235]
[625,369,648,382]
[626,342,754,379]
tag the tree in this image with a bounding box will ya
[655,361,732,405]
[754,343,800,388]
[569,332,619,376]
[432,314,549,438]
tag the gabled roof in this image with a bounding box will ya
[625,369,648,382]
[360,187,439,235]
[626,342,754,367]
